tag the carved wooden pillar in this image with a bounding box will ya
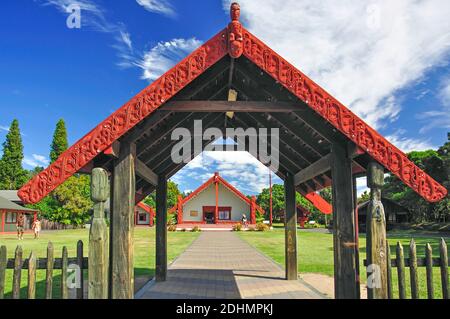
[111,142,136,299]
[156,175,167,282]
[284,172,298,280]
[250,196,256,225]
[89,168,109,299]
[331,142,359,299]
[366,161,388,299]
[177,195,183,225]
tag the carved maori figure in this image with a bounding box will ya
[228,3,243,58]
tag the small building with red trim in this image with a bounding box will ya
[0,195,38,233]
[169,172,264,225]
[134,202,155,227]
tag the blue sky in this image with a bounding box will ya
[1,0,449,196]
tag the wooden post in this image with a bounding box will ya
[215,173,219,224]
[396,242,406,299]
[425,243,434,299]
[12,245,22,299]
[45,242,54,299]
[409,240,419,299]
[156,174,167,282]
[284,172,297,280]
[331,143,358,299]
[0,246,6,299]
[250,196,257,225]
[439,238,449,299]
[61,246,68,299]
[111,142,136,299]
[76,240,84,299]
[27,251,37,299]
[177,195,183,225]
[366,161,388,299]
[89,167,109,299]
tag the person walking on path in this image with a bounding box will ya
[241,213,248,228]
[16,213,25,240]
[32,218,41,239]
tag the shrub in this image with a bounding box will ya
[256,222,270,232]
[247,226,256,232]
[167,224,177,232]
[180,228,187,232]
[232,223,243,231]
[191,225,201,232]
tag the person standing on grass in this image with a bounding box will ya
[16,213,25,240]
[32,218,41,239]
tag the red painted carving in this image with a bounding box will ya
[227,2,243,58]
[241,27,447,203]
[18,29,228,204]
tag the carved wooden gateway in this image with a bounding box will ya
[18,3,448,299]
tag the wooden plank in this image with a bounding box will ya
[386,242,393,299]
[161,100,305,112]
[366,161,388,299]
[12,245,22,299]
[6,257,88,270]
[156,175,167,282]
[27,251,37,299]
[409,240,419,299]
[135,159,158,186]
[294,154,331,186]
[89,167,109,299]
[77,241,84,299]
[331,142,358,299]
[440,238,449,299]
[61,246,68,299]
[111,142,136,299]
[425,243,434,299]
[396,242,406,299]
[46,242,54,299]
[284,172,298,280]
[0,246,6,299]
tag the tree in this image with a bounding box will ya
[50,119,68,163]
[0,119,28,189]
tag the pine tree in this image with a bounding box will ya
[0,119,28,189]
[50,119,68,163]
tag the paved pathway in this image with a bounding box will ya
[138,232,325,299]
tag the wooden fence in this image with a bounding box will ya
[365,238,449,299]
[0,241,86,299]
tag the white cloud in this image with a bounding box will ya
[23,154,50,168]
[136,0,175,18]
[133,38,202,81]
[418,77,450,133]
[386,129,436,153]
[172,151,281,194]
[41,0,134,65]
[223,0,450,129]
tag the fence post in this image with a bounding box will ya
[77,240,84,299]
[89,167,109,299]
[425,243,434,299]
[27,251,37,299]
[61,246,68,299]
[386,242,393,299]
[409,240,419,299]
[366,162,388,299]
[12,245,23,299]
[440,238,449,299]
[45,242,54,299]
[0,246,6,299]
[396,242,406,299]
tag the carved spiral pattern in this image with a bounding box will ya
[241,28,447,203]
[18,29,228,204]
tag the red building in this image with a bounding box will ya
[134,202,155,227]
[0,195,38,234]
[169,172,264,226]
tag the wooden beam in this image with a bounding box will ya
[284,172,298,280]
[111,142,136,299]
[155,175,167,282]
[331,142,359,299]
[161,100,305,112]
[294,154,331,186]
[135,159,158,186]
[104,141,121,158]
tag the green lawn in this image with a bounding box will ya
[0,227,199,299]
[238,227,450,299]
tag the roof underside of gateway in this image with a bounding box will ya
[93,54,371,199]
[18,8,447,205]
